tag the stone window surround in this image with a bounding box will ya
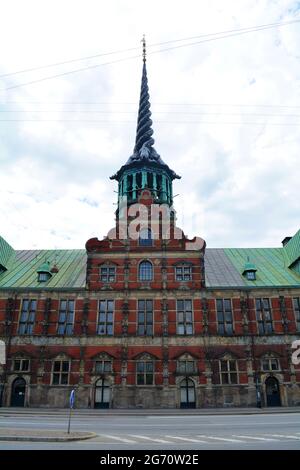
[99,263,117,283]
[57,299,75,336]
[176,299,193,335]
[175,262,193,282]
[138,259,153,282]
[12,357,30,372]
[51,358,71,386]
[216,298,234,336]
[18,298,37,335]
[97,299,114,336]
[219,357,239,385]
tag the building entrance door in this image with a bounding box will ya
[95,379,110,408]
[180,378,196,408]
[266,376,281,407]
[11,377,26,407]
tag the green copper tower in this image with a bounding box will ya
[110,37,180,207]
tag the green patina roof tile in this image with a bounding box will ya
[223,247,300,287]
[0,248,87,289]
[283,229,300,268]
[0,236,15,270]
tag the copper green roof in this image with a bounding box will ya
[0,236,14,270]
[0,248,86,289]
[0,229,299,290]
[283,228,300,268]
[205,247,300,288]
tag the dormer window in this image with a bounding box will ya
[100,265,116,283]
[37,261,52,283]
[38,272,51,282]
[242,257,257,281]
[246,271,256,281]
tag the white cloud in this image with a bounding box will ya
[0,0,300,249]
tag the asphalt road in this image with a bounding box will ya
[0,412,300,450]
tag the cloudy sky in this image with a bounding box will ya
[0,0,300,250]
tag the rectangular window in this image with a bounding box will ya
[13,359,30,372]
[97,300,114,335]
[262,358,279,371]
[95,360,112,374]
[52,361,70,385]
[255,298,273,334]
[293,298,300,331]
[57,299,75,335]
[216,299,233,335]
[219,360,238,384]
[175,265,192,281]
[137,300,153,336]
[136,361,154,385]
[100,266,116,283]
[177,299,193,335]
[177,361,196,374]
[18,299,37,335]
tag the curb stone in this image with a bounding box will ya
[0,432,97,442]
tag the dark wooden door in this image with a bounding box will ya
[180,378,196,408]
[266,377,281,407]
[95,379,110,408]
[11,378,26,407]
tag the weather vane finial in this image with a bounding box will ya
[142,34,146,63]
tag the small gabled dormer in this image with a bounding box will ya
[242,257,257,281]
[0,235,14,274]
[283,229,300,276]
[37,261,52,282]
[0,264,6,275]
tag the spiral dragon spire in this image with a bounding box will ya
[110,37,180,181]
[133,36,157,159]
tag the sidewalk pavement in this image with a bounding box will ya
[0,406,299,416]
[0,429,97,442]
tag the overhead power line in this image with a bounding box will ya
[1,102,300,108]
[0,119,300,127]
[2,18,300,92]
[1,110,300,117]
[0,18,299,79]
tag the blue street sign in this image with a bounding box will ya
[69,389,75,409]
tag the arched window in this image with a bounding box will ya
[139,260,153,281]
[139,228,152,246]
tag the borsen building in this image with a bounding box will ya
[0,44,300,409]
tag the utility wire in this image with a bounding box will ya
[0,18,298,79]
[1,102,300,108]
[2,54,142,91]
[1,110,300,117]
[0,119,300,126]
[2,19,299,92]
[0,46,140,79]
